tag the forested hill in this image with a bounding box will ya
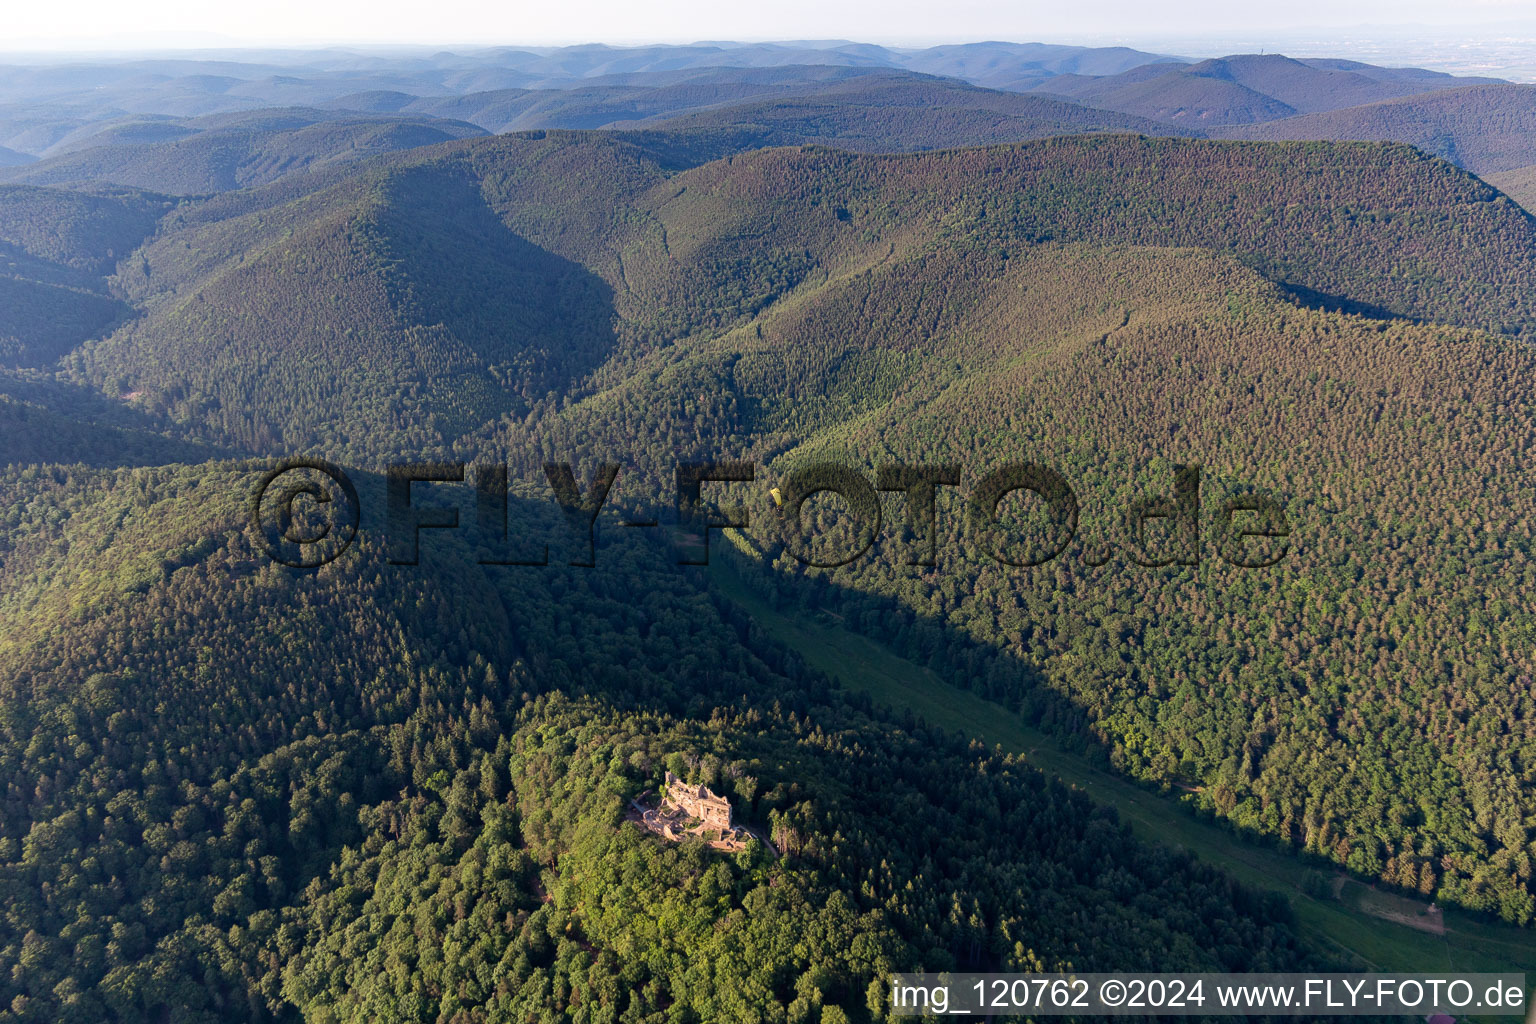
[9,56,1535,213]
[0,184,171,368]
[1032,53,1500,126]
[0,110,489,195]
[1214,83,1536,175]
[0,462,1322,1021]
[375,69,1183,139]
[72,132,1536,457]
[473,233,1536,926]
[0,127,1529,930]
[637,77,1194,149]
[0,74,1190,197]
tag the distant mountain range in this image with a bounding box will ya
[1,109,487,194]
[1035,53,1501,124]
[0,41,1177,154]
[1212,82,1536,173]
[6,42,1535,208]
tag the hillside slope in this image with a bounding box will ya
[0,110,488,194]
[1036,54,1499,125]
[79,163,618,454]
[1217,84,1536,174]
[14,129,1536,928]
[0,460,1323,1021]
[1485,163,1536,211]
[0,184,170,367]
[78,133,1536,457]
[478,238,1536,925]
[641,76,1197,149]
[390,66,912,133]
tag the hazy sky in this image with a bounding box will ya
[4,0,1534,50]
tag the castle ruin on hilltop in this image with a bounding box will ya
[663,772,732,829]
[631,771,763,853]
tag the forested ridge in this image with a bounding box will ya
[0,184,170,368]
[0,464,1321,1021]
[64,132,1536,460]
[1033,54,1499,128]
[0,111,489,197]
[3,118,1536,1020]
[1216,84,1536,175]
[473,235,1536,925]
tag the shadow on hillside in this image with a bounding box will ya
[1281,282,1413,323]
[0,372,232,469]
[375,166,621,414]
[711,545,1105,759]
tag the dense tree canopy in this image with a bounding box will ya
[3,122,1536,1019]
[0,465,1323,1021]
